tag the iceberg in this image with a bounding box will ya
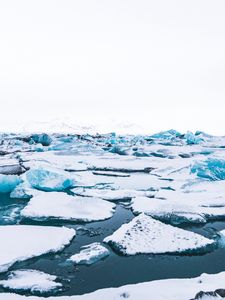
[0,270,62,294]
[30,134,52,146]
[21,192,116,222]
[0,175,22,193]
[0,225,75,273]
[68,243,110,265]
[104,214,214,255]
[26,167,74,191]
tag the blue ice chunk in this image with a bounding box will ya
[191,158,225,181]
[26,168,74,191]
[150,129,182,140]
[31,134,52,146]
[184,131,204,145]
[0,175,22,193]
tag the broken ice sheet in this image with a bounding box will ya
[68,243,110,265]
[0,270,62,294]
[104,214,215,255]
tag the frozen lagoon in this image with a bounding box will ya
[1,130,225,297]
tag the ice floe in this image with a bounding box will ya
[69,243,110,265]
[0,269,62,293]
[21,192,116,222]
[0,225,75,272]
[104,214,214,255]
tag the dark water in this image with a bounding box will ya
[1,193,225,297]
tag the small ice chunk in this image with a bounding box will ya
[21,192,116,222]
[0,175,22,193]
[0,269,62,293]
[0,158,25,175]
[69,243,110,265]
[26,167,74,191]
[104,214,214,255]
[0,225,75,273]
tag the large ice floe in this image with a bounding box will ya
[0,270,62,294]
[1,272,225,300]
[21,192,116,222]
[0,225,75,273]
[104,214,214,255]
[68,243,110,265]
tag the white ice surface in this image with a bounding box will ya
[104,214,214,255]
[0,225,75,273]
[0,269,62,293]
[21,192,116,222]
[69,243,110,265]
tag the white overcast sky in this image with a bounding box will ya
[0,0,225,134]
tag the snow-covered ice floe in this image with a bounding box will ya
[21,192,116,222]
[0,270,62,294]
[68,243,110,265]
[92,171,130,177]
[104,214,214,255]
[0,225,75,273]
[1,272,225,300]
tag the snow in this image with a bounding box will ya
[0,175,22,193]
[0,225,75,273]
[104,214,214,255]
[0,269,62,293]
[1,272,225,300]
[21,192,116,222]
[69,243,110,265]
[26,166,74,191]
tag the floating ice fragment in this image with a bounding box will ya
[191,159,225,181]
[0,225,75,273]
[104,214,214,255]
[21,192,116,222]
[0,269,62,293]
[26,167,74,191]
[69,243,110,265]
